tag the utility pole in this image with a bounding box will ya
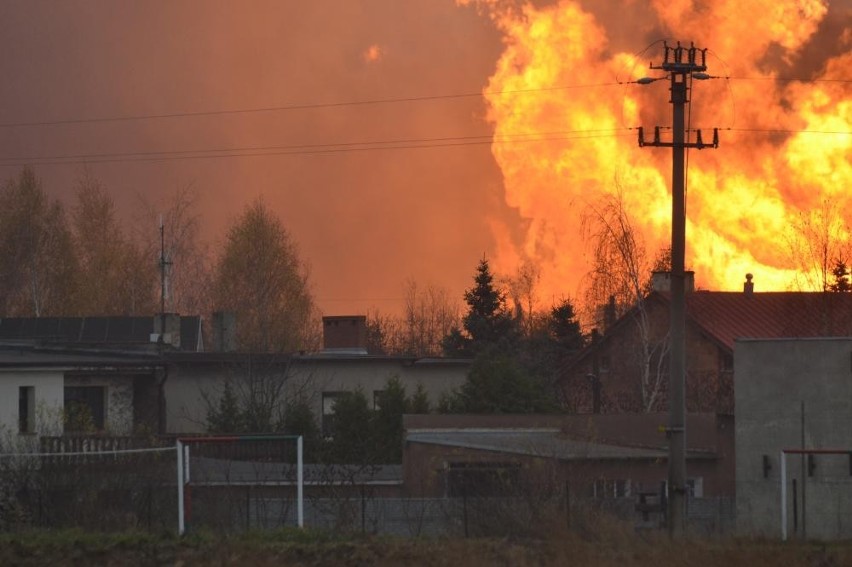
[638,41,718,536]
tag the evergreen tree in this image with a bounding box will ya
[830,260,852,292]
[407,384,431,414]
[443,258,518,356]
[453,354,556,414]
[325,389,373,464]
[206,380,244,433]
[283,398,321,461]
[373,377,408,463]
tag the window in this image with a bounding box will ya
[321,391,345,437]
[373,390,384,410]
[64,386,106,432]
[447,462,521,497]
[18,386,34,434]
[686,477,704,498]
[599,355,611,373]
[592,478,631,499]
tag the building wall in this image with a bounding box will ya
[403,413,734,500]
[165,356,470,434]
[561,297,732,414]
[735,338,852,539]
[0,369,64,443]
[65,374,135,436]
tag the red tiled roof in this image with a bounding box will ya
[669,291,852,350]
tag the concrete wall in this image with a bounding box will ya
[735,337,852,539]
[165,356,470,434]
[0,369,64,444]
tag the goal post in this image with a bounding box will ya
[176,434,303,535]
[780,448,852,541]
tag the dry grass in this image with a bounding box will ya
[1,528,851,567]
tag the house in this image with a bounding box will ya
[166,316,471,434]
[735,337,852,540]
[560,274,852,414]
[0,314,470,440]
[0,346,165,440]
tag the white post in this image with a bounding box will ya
[297,435,304,528]
[184,444,191,483]
[781,450,787,541]
[177,439,185,536]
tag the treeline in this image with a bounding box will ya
[204,258,588,464]
[0,167,316,351]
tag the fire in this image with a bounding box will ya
[465,0,851,301]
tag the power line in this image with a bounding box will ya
[1,124,846,168]
[0,75,844,130]
[0,82,622,129]
[727,128,851,135]
[726,76,852,83]
[0,129,633,167]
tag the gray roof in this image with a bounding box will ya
[0,316,203,352]
[0,345,159,368]
[406,429,715,461]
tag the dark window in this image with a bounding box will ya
[447,462,521,497]
[321,391,344,437]
[65,386,106,431]
[373,390,384,410]
[18,386,34,434]
[592,478,631,499]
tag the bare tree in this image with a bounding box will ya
[581,190,667,412]
[72,170,156,315]
[786,198,851,292]
[400,280,460,357]
[0,168,78,316]
[366,281,460,357]
[506,260,541,337]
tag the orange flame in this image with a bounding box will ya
[466,0,851,301]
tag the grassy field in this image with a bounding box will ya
[0,529,851,567]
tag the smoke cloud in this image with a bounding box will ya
[0,0,849,318]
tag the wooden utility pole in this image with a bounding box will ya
[638,41,719,536]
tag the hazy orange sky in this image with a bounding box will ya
[0,0,849,317]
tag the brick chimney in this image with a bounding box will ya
[322,315,368,354]
[744,273,754,296]
[212,311,237,352]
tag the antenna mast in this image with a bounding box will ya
[159,215,172,344]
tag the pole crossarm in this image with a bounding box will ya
[638,127,719,149]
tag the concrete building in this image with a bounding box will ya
[735,337,852,540]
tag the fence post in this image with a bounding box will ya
[177,439,185,536]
